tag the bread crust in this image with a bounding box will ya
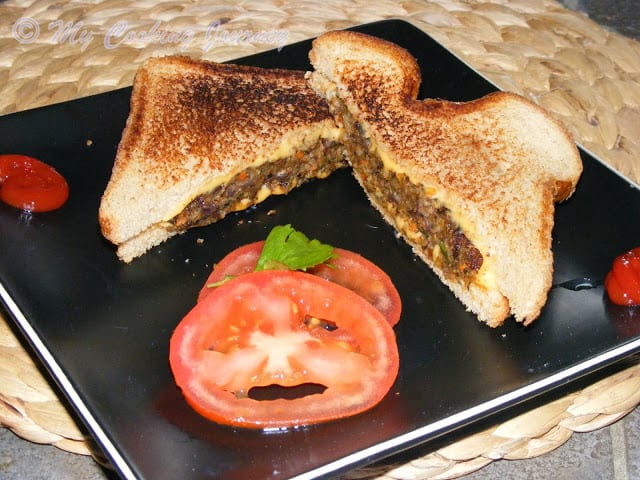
[309,30,583,326]
[99,56,343,262]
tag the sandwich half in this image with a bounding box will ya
[99,56,346,262]
[308,31,582,327]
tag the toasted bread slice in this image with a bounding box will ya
[308,31,582,326]
[99,56,345,262]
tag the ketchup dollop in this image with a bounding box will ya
[605,247,640,306]
[0,154,69,212]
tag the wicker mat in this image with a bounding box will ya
[1,0,640,478]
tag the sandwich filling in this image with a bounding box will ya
[328,96,483,287]
[172,139,345,230]
[99,58,350,263]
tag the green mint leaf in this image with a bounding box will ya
[255,224,335,272]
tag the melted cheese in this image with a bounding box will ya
[316,74,499,294]
[370,135,498,291]
[165,122,342,221]
[474,261,497,290]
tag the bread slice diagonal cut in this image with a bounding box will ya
[99,56,346,263]
[308,31,583,326]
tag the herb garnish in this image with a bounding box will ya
[256,224,335,271]
[207,225,335,289]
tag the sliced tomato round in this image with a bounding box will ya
[197,242,264,298]
[170,270,399,429]
[197,241,402,325]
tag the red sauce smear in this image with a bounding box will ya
[605,247,640,306]
[0,154,69,212]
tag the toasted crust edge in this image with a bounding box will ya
[309,30,583,327]
[99,56,344,261]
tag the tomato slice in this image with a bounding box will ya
[197,241,402,325]
[197,242,264,296]
[307,249,402,326]
[170,270,399,429]
[0,154,69,212]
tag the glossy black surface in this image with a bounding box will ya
[1,20,640,480]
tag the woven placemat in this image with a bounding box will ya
[0,315,108,463]
[1,0,640,478]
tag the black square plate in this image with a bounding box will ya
[2,19,640,480]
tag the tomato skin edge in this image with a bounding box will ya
[196,241,264,302]
[170,270,399,429]
[198,241,402,326]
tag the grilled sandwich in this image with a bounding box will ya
[308,31,583,326]
[99,56,346,262]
